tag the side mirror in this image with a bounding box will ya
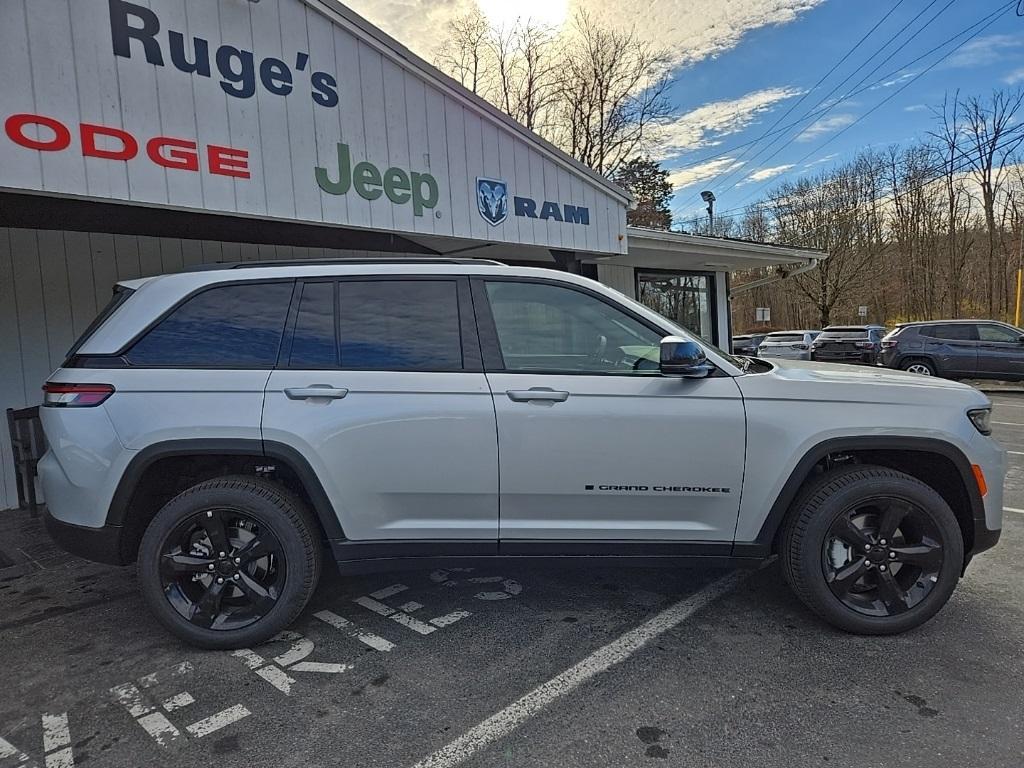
[660,336,712,378]
[1017,335,1024,344]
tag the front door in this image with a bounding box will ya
[976,323,1024,379]
[262,277,498,542]
[920,323,978,377]
[474,278,746,545]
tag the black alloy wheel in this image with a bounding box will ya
[159,507,286,630]
[782,465,963,635]
[138,476,321,649]
[822,496,944,617]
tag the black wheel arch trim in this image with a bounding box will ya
[106,438,345,540]
[737,436,987,558]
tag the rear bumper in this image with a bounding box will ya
[811,351,878,365]
[44,510,128,566]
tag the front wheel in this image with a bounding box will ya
[138,476,322,649]
[781,465,963,635]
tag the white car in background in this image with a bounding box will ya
[757,330,821,361]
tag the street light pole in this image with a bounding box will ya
[700,190,716,234]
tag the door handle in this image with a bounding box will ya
[284,386,349,400]
[506,388,570,403]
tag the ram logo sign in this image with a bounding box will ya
[476,178,508,226]
[475,177,590,227]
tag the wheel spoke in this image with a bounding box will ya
[874,569,910,614]
[827,557,869,597]
[161,552,215,576]
[190,579,227,628]
[234,572,278,616]
[197,510,230,554]
[891,542,943,571]
[236,536,271,565]
[831,516,873,550]
[877,500,910,541]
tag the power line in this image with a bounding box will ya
[674,0,1018,223]
[667,0,1017,217]
[702,0,958,204]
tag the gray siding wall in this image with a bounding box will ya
[596,264,636,300]
[0,226,418,511]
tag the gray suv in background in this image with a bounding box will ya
[879,320,1024,379]
[810,325,886,366]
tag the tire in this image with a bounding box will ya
[900,358,936,376]
[781,465,963,635]
[138,476,322,649]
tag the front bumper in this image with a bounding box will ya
[44,510,129,566]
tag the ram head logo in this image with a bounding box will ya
[476,177,508,226]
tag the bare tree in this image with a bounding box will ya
[551,12,673,174]
[434,11,491,94]
[959,88,1024,316]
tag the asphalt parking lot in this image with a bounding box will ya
[1,396,1023,768]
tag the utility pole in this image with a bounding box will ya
[1015,193,1024,327]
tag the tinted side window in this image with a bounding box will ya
[126,282,293,367]
[978,324,1021,343]
[290,282,337,368]
[484,280,664,374]
[338,280,462,370]
[922,324,976,341]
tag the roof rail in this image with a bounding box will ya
[180,256,508,272]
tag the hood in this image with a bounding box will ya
[737,358,990,407]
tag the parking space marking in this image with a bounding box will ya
[371,584,410,600]
[354,594,438,635]
[1004,507,1024,514]
[1007,451,1024,457]
[184,705,250,739]
[313,610,396,652]
[430,611,472,628]
[161,693,195,713]
[135,712,181,748]
[410,571,745,768]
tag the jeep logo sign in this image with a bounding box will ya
[315,143,440,217]
[476,176,590,227]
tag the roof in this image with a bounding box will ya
[307,0,632,206]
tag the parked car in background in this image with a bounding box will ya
[732,333,767,356]
[757,330,821,360]
[810,325,886,366]
[879,320,1024,380]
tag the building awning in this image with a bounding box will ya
[584,227,827,273]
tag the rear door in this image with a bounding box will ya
[262,277,498,543]
[920,324,978,376]
[976,323,1024,379]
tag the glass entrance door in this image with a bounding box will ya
[636,271,716,343]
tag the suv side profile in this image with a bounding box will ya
[879,320,1024,380]
[40,260,1004,648]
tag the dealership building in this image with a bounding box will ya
[0,0,824,510]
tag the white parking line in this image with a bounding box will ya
[410,571,745,768]
[1007,451,1024,457]
[991,421,1024,426]
[313,609,396,652]
[1004,507,1024,514]
[184,704,250,738]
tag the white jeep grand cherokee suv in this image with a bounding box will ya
[39,259,1004,647]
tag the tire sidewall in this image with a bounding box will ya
[902,358,936,376]
[792,470,964,634]
[138,480,319,649]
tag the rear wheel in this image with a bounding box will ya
[901,358,936,376]
[782,465,963,634]
[138,476,321,649]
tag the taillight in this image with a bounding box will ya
[42,382,115,407]
[854,341,876,349]
[881,340,898,349]
[793,344,809,350]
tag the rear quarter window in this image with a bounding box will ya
[125,281,294,368]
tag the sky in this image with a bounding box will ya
[345,0,1024,226]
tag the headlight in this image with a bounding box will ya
[968,408,992,435]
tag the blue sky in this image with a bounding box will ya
[661,0,1024,226]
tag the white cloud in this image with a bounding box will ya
[802,152,837,168]
[870,71,915,90]
[667,157,745,189]
[741,163,794,184]
[1005,67,1024,85]
[341,0,827,70]
[796,113,855,142]
[946,34,1023,69]
[657,86,803,156]
[903,104,928,113]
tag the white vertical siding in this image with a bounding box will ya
[715,271,729,348]
[0,0,628,254]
